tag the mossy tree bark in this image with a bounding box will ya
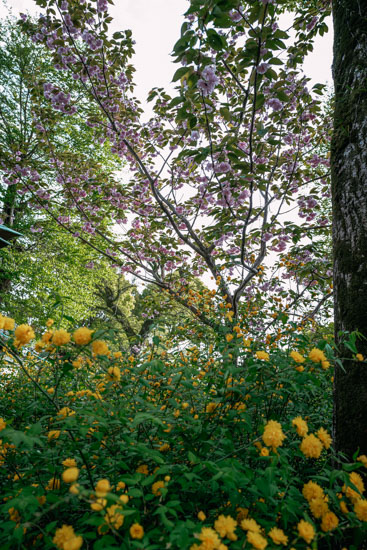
[332,0,367,458]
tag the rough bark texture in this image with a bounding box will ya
[332,0,367,458]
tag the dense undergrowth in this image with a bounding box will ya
[0,315,366,549]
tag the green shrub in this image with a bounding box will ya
[0,315,366,549]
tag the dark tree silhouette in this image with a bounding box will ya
[332,0,367,459]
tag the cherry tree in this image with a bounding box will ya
[12,0,332,337]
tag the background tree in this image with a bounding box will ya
[0,18,138,335]
[93,274,218,353]
[0,219,136,331]
[0,17,129,300]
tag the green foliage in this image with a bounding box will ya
[0,221,128,329]
[0,318,366,548]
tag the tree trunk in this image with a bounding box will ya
[332,0,367,459]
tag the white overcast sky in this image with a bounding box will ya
[2,0,333,103]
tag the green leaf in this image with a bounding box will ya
[132,413,164,428]
[172,66,193,82]
[255,94,265,110]
[206,29,227,51]
[168,96,184,108]
[93,535,119,550]
[276,90,290,102]
[4,428,41,449]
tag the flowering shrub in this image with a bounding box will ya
[0,316,366,549]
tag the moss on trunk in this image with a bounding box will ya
[332,0,367,458]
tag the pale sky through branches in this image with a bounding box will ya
[2,0,333,104]
[1,0,334,291]
[0,0,334,295]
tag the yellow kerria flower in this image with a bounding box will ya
[198,527,221,549]
[343,472,365,502]
[309,497,329,518]
[340,500,349,514]
[62,458,77,468]
[73,327,93,345]
[91,498,107,511]
[316,427,332,449]
[241,518,261,532]
[130,523,144,539]
[300,434,323,458]
[52,329,71,346]
[268,527,288,546]
[48,430,61,441]
[69,484,79,495]
[105,505,124,530]
[246,530,268,549]
[256,351,269,361]
[308,347,326,363]
[206,402,217,413]
[198,511,206,521]
[302,481,324,502]
[292,416,308,437]
[152,480,165,496]
[92,340,109,356]
[107,366,121,382]
[290,351,305,363]
[354,499,367,521]
[95,479,111,497]
[53,524,83,550]
[42,330,53,343]
[37,495,46,506]
[14,324,35,346]
[357,455,367,468]
[136,464,149,475]
[297,519,315,543]
[8,507,20,522]
[62,468,79,484]
[0,418,6,431]
[236,507,249,522]
[262,420,286,448]
[321,511,339,532]
[46,477,60,491]
[2,316,15,330]
[57,407,75,419]
[214,515,237,541]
